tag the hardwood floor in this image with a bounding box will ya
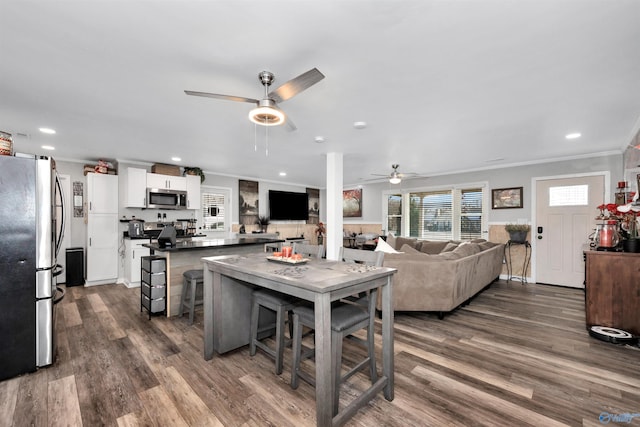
[1,280,639,426]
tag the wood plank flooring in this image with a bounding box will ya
[1,280,639,426]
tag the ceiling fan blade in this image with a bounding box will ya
[268,68,325,103]
[184,90,258,104]
[284,116,297,132]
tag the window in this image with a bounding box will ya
[387,194,402,235]
[202,192,226,230]
[548,185,588,206]
[385,185,486,241]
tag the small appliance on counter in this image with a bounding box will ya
[157,225,177,248]
[128,219,145,238]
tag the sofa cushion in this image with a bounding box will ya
[375,237,401,253]
[395,236,419,251]
[452,242,482,257]
[434,251,464,260]
[418,240,449,254]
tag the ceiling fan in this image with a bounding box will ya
[371,164,420,184]
[185,68,325,131]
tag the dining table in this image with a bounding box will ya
[201,253,396,427]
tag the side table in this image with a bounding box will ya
[505,240,531,283]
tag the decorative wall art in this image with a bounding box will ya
[73,181,84,217]
[306,187,320,224]
[343,188,362,217]
[492,187,523,209]
[239,179,259,226]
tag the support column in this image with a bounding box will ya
[326,152,343,261]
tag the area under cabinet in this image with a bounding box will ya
[584,250,640,335]
[123,238,151,288]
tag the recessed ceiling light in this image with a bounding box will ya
[279,172,287,176]
[314,136,325,143]
[353,121,367,129]
[565,133,581,140]
[41,145,55,150]
[39,127,56,134]
[171,157,181,162]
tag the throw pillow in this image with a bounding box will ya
[441,242,459,252]
[399,243,422,254]
[386,232,397,250]
[375,237,402,254]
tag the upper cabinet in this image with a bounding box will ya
[87,173,118,214]
[185,175,201,210]
[146,173,186,191]
[125,167,147,208]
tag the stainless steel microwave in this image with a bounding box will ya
[146,188,187,210]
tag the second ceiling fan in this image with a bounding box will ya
[185,68,325,131]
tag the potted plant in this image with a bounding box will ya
[256,216,270,233]
[315,222,326,245]
[183,166,205,183]
[505,223,530,243]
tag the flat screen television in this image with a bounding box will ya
[269,190,309,221]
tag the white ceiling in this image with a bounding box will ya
[2,1,640,188]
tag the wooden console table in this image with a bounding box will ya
[584,250,640,335]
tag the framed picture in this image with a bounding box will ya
[239,179,259,226]
[492,187,523,209]
[306,187,320,224]
[343,188,362,217]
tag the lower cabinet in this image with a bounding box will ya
[141,256,166,318]
[584,250,640,335]
[123,239,150,288]
[86,213,118,285]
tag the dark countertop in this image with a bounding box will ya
[123,233,206,240]
[143,237,284,252]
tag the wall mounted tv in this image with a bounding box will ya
[269,190,309,221]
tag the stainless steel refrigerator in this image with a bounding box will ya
[0,154,65,381]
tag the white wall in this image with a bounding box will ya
[352,153,622,225]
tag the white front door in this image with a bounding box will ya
[535,174,606,288]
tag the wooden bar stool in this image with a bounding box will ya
[290,291,378,416]
[249,289,298,375]
[179,269,204,325]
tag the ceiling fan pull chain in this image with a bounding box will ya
[254,123,258,151]
[265,119,269,156]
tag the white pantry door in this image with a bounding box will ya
[535,175,605,288]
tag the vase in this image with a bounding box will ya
[508,231,527,244]
[622,238,640,253]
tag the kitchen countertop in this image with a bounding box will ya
[143,236,284,252]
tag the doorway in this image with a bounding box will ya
[533,173,607,288]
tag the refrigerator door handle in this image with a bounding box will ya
[54,173,65,259]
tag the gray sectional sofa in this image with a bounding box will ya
[376,236,505,318]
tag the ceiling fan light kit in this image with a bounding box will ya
[249,100,285,126]
[389,174,402,184]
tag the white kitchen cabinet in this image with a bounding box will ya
[123,238,150,288]
[86,172,119,285]
[185,175,201,210]
[87,173,118,214]
[125,167,147,208]
[86,213,119,285]
[146,173,186,191]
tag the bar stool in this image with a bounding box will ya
[179,269,203,325]
[290,291,378,416]
[249,290,298,375]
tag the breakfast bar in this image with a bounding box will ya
[201,253,396,427]
[143,236,283,316]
